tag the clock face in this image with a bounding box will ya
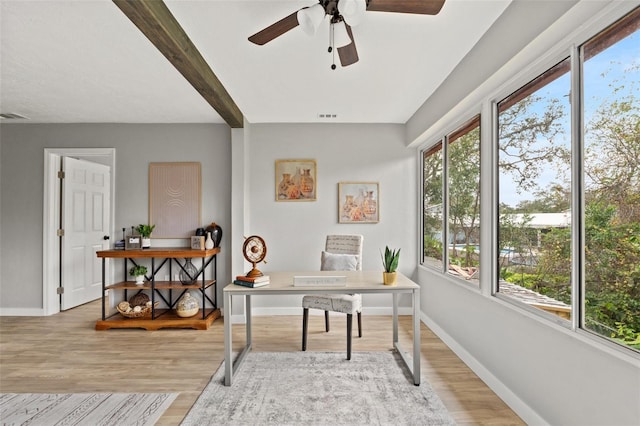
[243,235,267,264]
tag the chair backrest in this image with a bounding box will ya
[325,234,363,271]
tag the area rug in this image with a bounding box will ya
[181,351,455,426]
[0,392,177,426]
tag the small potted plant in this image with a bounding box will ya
[129,264,148,285]
[136,224,155,249]
[381,246,400,286]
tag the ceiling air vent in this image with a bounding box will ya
[0,113,29,120]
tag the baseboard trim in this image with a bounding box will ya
[0,307,46,316]
[421,312,548,426]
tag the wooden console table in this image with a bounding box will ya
[95,247,221,330]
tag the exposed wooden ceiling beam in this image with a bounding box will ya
[113,0,244,128]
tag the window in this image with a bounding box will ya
[581,9,640,350]
[497,58,572,320]
[422,116,481,284]
[422,142,443,269]
[447,117,481,282]
[494,8,639,351]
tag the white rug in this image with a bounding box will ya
[182,351,455,426]
[0,392,177,426]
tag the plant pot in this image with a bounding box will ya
[383,272,397,286]
[142,237,151,249]
[135,275,145,285]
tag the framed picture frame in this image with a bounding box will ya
[190,235,205,250]
[149,162,201,238]
[275,159,317,201]
[338,182,379,223]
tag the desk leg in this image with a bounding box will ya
[392,293,398,344]
[224,291,232,386]
[246,295,252,345]
[413,288,421,386]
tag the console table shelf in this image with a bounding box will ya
[95,247,220,330]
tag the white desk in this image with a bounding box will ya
[223,270,421,386]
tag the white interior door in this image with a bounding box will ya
[61,157,111,310]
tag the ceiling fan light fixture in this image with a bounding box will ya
[338,0,366,26]
[297,4,325,36]
[332,20,352,48]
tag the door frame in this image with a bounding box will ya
[43,148,116,315]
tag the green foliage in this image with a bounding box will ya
[381,246,401,273]
[423,236,442,261]
[129,265,147,276]
[136,224,155,238]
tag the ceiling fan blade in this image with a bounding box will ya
[338,25,359,67]
[366,0,445,15]
[248,11,300,45]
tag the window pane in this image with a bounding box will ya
[497,58,572,321]
[447,117,480,283]
[423,142,443,269]
[582,10,640,350]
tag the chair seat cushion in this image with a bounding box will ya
[302,294,362,314]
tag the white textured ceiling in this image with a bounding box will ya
[0,0,511,125]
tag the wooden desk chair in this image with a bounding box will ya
[302,234,363,360]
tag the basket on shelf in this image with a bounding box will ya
[117,300,159,318]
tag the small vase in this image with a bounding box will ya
[205,222,222,247]
[383,272,397,286]
[299,168,314,198]
[135,275,144,285]
[278,173,293,199]
[176,291,199,318]
[204,232,214,250]
[363,190,377,217]
[180,258,198,285]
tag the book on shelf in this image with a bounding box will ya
[233,279,270,288]
[235,275,270,283]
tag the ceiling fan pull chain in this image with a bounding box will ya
[330,22,337,70]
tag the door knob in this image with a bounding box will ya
[103,235,110,240]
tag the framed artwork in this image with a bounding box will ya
[275,159,317,201]
[338,182,379,223]
[149,162,201,238]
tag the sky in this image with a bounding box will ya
[499,31,639,208]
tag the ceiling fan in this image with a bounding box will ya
[248,0,445,69]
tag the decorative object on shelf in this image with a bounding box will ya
[195,227,205,237]
[338,182,379,223]
[125,226,141,250]
[381,246,400,286]
[180,258,198,285]
[136,224,155,249]
[275,159,317,201]
[204,222,223,247]
[176,291,199,318]
[129,292,150,307]
[242,235,267,278]
[129,265,148,285]
[191,235,205,250]
[204,232,214,250]
[117,299,157,318]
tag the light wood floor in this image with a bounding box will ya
[0,301,524,425]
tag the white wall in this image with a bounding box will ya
[240,123,417,315]
[0,123,231,312]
